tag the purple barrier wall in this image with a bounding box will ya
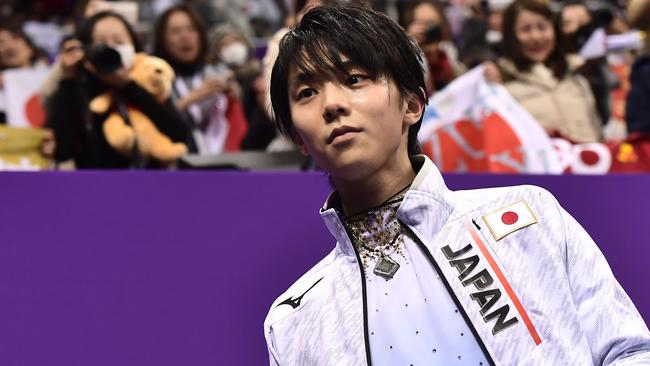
[0,172,648,365]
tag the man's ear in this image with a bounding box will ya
[290,129,309,156]
[403,89,425,126]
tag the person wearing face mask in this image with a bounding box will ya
[208,24,276,150]
[45,11,191,169]
[484,0,602,143]
[153,5,248,155]
[457,0,511,68]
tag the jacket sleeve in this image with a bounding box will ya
[118,81,190,144]
[559,204,650,365]
[264,325,281,365]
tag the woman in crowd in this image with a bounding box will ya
[152,5,247,155]
[486,0,601,143]
[0,24,54,156]
[46,11,190,168]
[400,0,459,93]
[208,24,275,150]
[0,25,48,71]
[0,24,49,123]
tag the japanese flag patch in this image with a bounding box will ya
[482,200,538,241]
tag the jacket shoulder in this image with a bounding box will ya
[264,249,336,326]
[451,184,561,220]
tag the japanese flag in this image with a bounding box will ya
[482,201,537,241]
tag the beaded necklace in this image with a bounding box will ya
[342,184,410,280]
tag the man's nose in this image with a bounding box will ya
[322,82,350,123]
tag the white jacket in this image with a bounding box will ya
[264,156,650,365]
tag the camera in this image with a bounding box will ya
[85,43,135,74]
[423,24,443,45]
[85,44,123,74]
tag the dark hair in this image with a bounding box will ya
[152,5,208,66]
[76,11,143,51]
[270,5,428,156]
[294,0,312,15]
[501,0,568,79]
[398,0,452,42]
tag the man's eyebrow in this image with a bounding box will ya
[288,61,366,88]
[288,71,322,89]
[340,60,362,71]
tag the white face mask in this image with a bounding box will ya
[115,43,136,69]
[219,42,248,67]
[486,30,502,44]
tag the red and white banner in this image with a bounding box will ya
[418,65,563,174]
[418,65,624,174]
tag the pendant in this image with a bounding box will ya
[373,255,400,280]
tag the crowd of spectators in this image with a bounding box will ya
[0,0,646,170]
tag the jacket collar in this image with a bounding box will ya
[319,155,455,257]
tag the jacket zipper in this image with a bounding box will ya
[398,220,496,366]
[342,224,373,366]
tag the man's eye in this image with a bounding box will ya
[345,74,367,86]
[297,88,316,100]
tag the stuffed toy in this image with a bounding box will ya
[89,53,187,163]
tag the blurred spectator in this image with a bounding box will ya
[153,5,248,154]
[0,24,48,122]
[0,25,48,70]
[457,0,512,68]
[41,0,143,107]
[46,11,190,168]
[561,0,592,35]
[488,0,601,143]
[400,0,460,93]
[607,0,650,172]
[0,24,54,157]
[560,0,614,126]
[624,0,650,136]
[208,24,275,150]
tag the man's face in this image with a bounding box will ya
[287,58,418,181]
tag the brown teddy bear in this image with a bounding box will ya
[89,53,187,163]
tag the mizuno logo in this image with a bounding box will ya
[277,277,324,309]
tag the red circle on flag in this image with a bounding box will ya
[501,211,518,225]
[579,150,600,166]
[25,93,45,127]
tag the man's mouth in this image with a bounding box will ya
[327,126,362,144]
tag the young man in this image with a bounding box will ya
[264,5,650,365]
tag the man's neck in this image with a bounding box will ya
[335,154,416,217]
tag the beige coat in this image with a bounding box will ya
[498,57,601,143]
